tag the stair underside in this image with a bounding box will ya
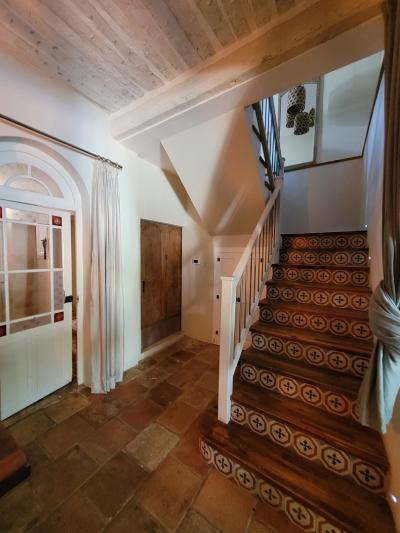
[200,409,395,533]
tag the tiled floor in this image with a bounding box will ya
[0,337,279,533]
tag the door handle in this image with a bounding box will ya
[142,280,145,293]
[64,295,73,303]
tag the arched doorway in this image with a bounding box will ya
[0,140,86,419]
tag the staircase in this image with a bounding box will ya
[200,231,395,533]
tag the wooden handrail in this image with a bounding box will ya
[233,178,282,280]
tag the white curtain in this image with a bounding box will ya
[90,160,124,393]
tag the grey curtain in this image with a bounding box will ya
[358,0,400,433]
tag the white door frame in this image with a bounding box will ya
[0,141,86,386]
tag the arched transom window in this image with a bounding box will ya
[0,163,63,198]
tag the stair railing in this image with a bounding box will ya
[218,97,284,423]
[252,97,283,191]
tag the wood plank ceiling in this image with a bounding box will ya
[0,0,305,112]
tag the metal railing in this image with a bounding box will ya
[252,97,283,191]
[218,96,284,423]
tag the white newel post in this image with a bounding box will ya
[218,276,237,423]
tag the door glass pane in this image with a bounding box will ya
[9,178,49,196]
[0,273,5,323]
[53,271,64,311]
[7,223,50,270]
[9,272,51,320]
[5,208,49,225]
[0,163,28,184]
[53,228,63,268]
[10,314,51,334]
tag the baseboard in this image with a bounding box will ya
[139,331,184,361]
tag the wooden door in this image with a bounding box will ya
[141,220,182,350]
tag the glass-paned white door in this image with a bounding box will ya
[0,201,72,419]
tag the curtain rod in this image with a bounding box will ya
[0,112,123,170]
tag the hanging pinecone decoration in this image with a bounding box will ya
[308,108,316,127]
[294,111,310,135]
[287,85,306,115]
[286,112,295,128]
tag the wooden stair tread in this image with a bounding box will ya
[0,423,30,497]
[266,279,372,293]
[200,410,394,533]
[281,247,369,253]
[282,231,367,237]
[259,300,369,320]
[250,321,373,355]
[273,263,369,271]
[240,348,361,393]
[232,381,388,469]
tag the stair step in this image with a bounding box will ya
[200,409,395,533]
[272,264,370,288]
[259,301,372,341]
[282,231,367,250]
[280,248,369,267]
[238,349,359,419]
[250,321,371,378]
[0,423,30,497]
[266,280,371,311]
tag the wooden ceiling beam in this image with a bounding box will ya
[111,0,383,139]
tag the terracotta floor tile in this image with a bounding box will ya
[31,490,106,533]
[167,360,209,390]
[149,381,182,407]
[22,441,50,474]
[254,502,301,533]
[137,356,157,371]
[45,392,91,423]
[82,451,147,520]
[108,380,148,406]
[8,411,54,447]
[196,370,219,393]
[156,356,184,375]
[80,418,137,464]
[123,366,142,383]
[179,385,216,410]
[248,519,278,533]
[177,509,220,533]
[172,420,210,478]
[139,455,202,531]
[119,397,163,431]
[178,337,209,352]
[194,347,219,368]
[158,401,200,434]
[79,396,122,428]
[38,413,94,458]
[31,445,97,511]
[193,470,256,533]
[125,423,179,471]
[168,349,197,363]
[0,481,42,532]
[135,367,169,389]
[105,501,166,533]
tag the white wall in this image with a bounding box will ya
[0,52,217,388]
[162,107,266,236]
[363,78,400,531]
[281,158,365,234]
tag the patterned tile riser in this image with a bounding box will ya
[259,307,372,341]
[281,234,367,250]
[230,403,386,496]
[199,438,348,533]
[251,331,369,378]
[272,266,369,288]
[239,363,358,420]
[279,250,369,267]
[266,285,369,312]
